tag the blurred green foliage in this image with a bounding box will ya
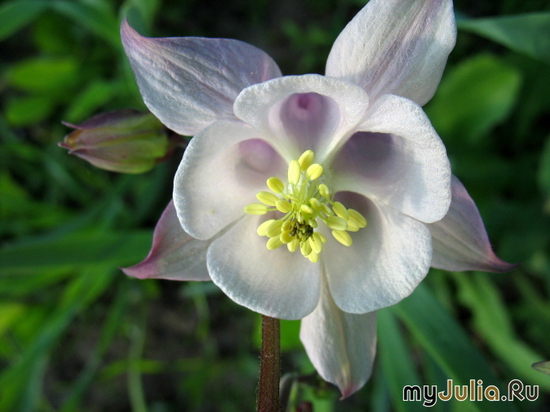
[1,0,550,411]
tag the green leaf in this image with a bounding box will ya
[0,270,70,297]
[4,57,79,95]
[378,309,423,412]
[253,318,302,351]
[0,171,67,234]
[392,283,519,412]
[280,320,302,351]
[458,13,550,65]
[63,80,118,123]
[426,54,521,144]
[5,96,56,127]
[0,303,26,336]
[0,231,152,275]
[0,266,115,411]
[0,0,49,41]
[454,273,550,390]
[32,13,78,54]
[6,57,79,95]
[59,282,130,412]
[50,0,120,48]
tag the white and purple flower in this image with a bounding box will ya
[121,0,514,397]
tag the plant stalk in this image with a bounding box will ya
[257,315,281,412]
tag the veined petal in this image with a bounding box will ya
[300,276,377,398]
[174,120,285,240]
[324,193,432,314]
[121,20,282,136]
[122,201,211,281]
[429,176,518,272]
[331,94,451,224]
[233,75,369,162]
[207,214,322,320]
[326,0,456,106]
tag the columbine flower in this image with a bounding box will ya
[60,109,179,173]
[121,0,515,397]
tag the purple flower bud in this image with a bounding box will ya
[60,109,182,173]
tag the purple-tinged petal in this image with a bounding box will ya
[300,276,377,398]
[121,20,282,136]
[174,120,285,240]
[233,75,370,162]
[122,201,211,281]
[326,0,456,106]
[332,94,451,224]
[207,214,321,320]
[429,176,518,273]
[324,192,432,314]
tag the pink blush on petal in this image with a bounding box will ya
[277,93,340,152]
[236,139,284,185]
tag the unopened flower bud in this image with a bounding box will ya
[59,109,182,173]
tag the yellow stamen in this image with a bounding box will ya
[288,159,300,185]
[348,208,367,228]
[244,149,368,262]
[300,241,312,257]
[257,219,275,236]
[326,216,348,231]
[256,191,279,206]
[287,238,300,252]
[332,201,349,220]
[306,164,323,180]
[300,204,314,215]
[332,230,353,246]
[307,252,319,263]
[267,236,283,250]
[267,177,285,193]
[298,150,315,171]
[280,231,294,244]
[318,184,330,199]
[276,199,292,213]
[244,203,268,215]
[266,220,283,238]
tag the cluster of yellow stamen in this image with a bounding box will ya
[244,150,367,263]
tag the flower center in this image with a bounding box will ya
[244,150,367,263]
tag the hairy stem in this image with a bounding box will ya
[257,315,281,412]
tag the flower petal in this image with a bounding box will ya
[332,94,451,223]
[174,120,286,240]
[324,192,432,314]
[121,20,282,136]
[233,74,370,162]
[326,0,456,106]
[207,214,322,320]
[429,176,518,272]
[300,275,377,398]
[122,201,211,281]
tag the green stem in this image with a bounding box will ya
[257,315,281,412]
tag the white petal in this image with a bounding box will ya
[207,214,321,320]
[326,0,456,106]
[324,193,432,314]
[174,120,285,240]
[429,176,518,272]
[121,20,282,136]
[233,74,370,162]
[300,276,377,398]
[122,201,211,281]
[331,94,451,223]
